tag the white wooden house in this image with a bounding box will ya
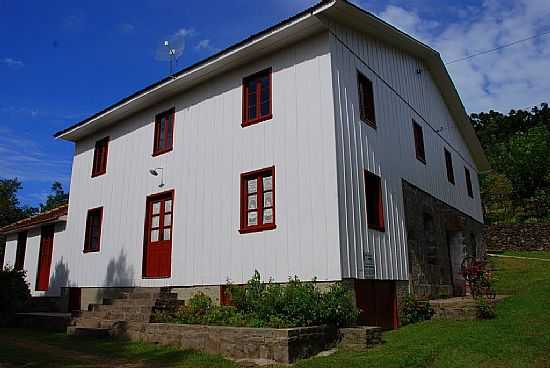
[2,0,489,329]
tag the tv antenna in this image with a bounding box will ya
[155,35,185,76]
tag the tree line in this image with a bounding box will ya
[471,103,550,224]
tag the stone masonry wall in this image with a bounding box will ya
[483,224,550,251]
[118,322,336,364]
[402,181,484,300]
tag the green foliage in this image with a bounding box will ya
[471,103,550,224]
[40,181,69,212]
[475,298,496,320]
[0,267,31,327]
[155,271,358,329]
[0,178,37,228]
[399,295,434,326]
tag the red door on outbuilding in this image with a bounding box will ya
[143,190,174,278]
[36,225,55,291]
[354,280,398,330]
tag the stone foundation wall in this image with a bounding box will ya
[402,181,484,300]
[338,327,383,351]
[483,224,550,251]
[118,322,336,364]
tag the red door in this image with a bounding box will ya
[143,191,173,278]
[355,280,397,330]
[36,225,55,291]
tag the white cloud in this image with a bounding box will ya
[155,28,196,61]
[118,23,135,34]
[375,0,550,113]
[1,58,24,69]
[195,39,219,54]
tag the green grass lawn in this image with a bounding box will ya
[1,252,549,368]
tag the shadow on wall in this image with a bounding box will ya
[47,257,72,296]
[104,249,135,287]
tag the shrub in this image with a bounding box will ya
[156,271,358,328]
[0,267,31,327]
[475,298,496,320]
[400,295,434,325]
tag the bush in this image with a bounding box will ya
[475,298,496,320]
[155,271,358,329]
[400,295,434,325]
[0,267,31,326]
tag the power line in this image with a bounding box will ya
[445,29,550,65]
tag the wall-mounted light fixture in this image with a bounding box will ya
[149,167,165,188]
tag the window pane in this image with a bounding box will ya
[248,195,257,210]
[158,121,166,149]
[166,119,173,148]
[263,208,273,224]
[247,211,258,226]
[247,179,257,193]
[264,191,273,208]
[151,215,160,228]
[163,228,171,241]
[165,199,172,213]
[248,103,257,121]
[164,214,172,227]
[152,202,161,215]
[260,76,270,116]
[151,229,159,242]
[263,176,272,191]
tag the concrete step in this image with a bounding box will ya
[67,326,112,337]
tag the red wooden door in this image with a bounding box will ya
[143,191,173,278]
[36,225,55,291]
[355,280,397,330]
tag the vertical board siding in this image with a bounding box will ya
[53,32,342,290]
[328,22,483,281]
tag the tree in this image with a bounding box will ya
[40,181,69,212]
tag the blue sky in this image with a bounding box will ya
[1,0,549,207]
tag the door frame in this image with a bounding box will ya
[142,189,175,279]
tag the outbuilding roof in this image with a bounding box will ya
[0,204,68,235]
[53,0,489,171]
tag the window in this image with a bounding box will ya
[240,167,275,233]
[84,207,103,252]
[357,71,376,127]
[91,137,109,177]
[153,108,175,156]
[242,68,272,126]
[364,171,385,231]
[444,148,455,184]
[15,231,27,271]
[412,120,426,163]
[465,167,474,198]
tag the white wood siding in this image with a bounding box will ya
[3,222,67,297]
[328,22,483,281]
[58,32,341,289]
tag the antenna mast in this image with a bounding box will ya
[164,40,177,75]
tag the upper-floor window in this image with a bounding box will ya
[84,207,103,253]
[91,137,109,177]
[444,148,455,184]
[364,171,385,231]
[15,231,27,271]
[412,120,426,163]
[465,167,474,198]
[240,166,275,233]
[357,71,376,128]
[153,108,175,156]
[242,68,272,127]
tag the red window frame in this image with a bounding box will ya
[153,108,175,156]
[15,231,27,271]
[412,120,426,164]
[242,68,272,127]
[91,137,109,177]
[357,71,376,128]
[239,166,276,233]
[364,171,385,232]
[444,148,455,185]
[465,167,474,198]
[84,207,103,253]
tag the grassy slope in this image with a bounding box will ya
[0,253,549,368]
